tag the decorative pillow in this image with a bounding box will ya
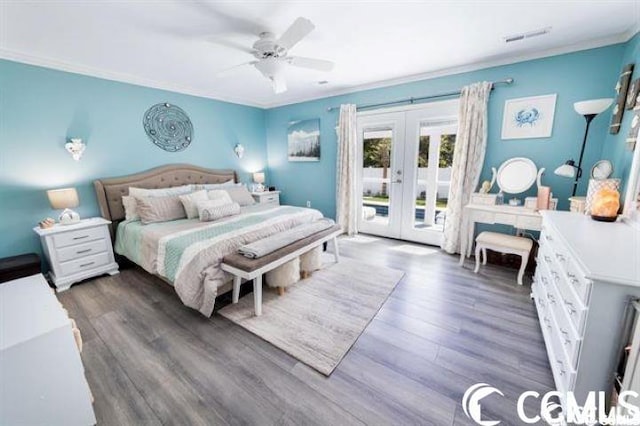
[178,190,209,219]
[224,186,255,206]
[199,202,241,222]
[207,189,234,204]
[193,180,236,190]
[122,196,140,221]
[136,195,187,224]
[129,184,193,198]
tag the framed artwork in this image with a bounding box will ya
[627,77,640,110]
[501,94,557,140]
[610,63,634,134]
[288,119,320,162]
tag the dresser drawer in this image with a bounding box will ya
[564,258,592,306]
[56,239,107,263]
[59,252,110,277]
[53,227,104,248]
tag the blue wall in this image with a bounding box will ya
[265,44,626,219]
[0,59,267,258]
[602,33,640,195]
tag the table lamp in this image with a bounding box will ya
[253,172,266,192]
[47,187,80,225]
[554,98,613,196]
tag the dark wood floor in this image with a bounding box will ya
[57,236,554,426]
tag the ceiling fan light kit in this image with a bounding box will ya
[215,17,334,94]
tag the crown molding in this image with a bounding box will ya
[1,26,638,111]
[263,30,637,109]
[0,47,267,108]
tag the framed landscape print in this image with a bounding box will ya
[501,94,557,140]
[288,119,320,162]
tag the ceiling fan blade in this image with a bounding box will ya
[214,61,257,78]
[288,56,334,72]
[205,36,256,55]
[270,73,287,94]
[277,17,315,50]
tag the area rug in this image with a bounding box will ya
[218,256,404,375]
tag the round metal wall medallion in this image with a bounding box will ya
[143,103,193,152]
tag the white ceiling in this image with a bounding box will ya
[1,1,639,108]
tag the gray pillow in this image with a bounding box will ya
[136,195,187,224]
[224,186,255,206]
[199,202,241,222]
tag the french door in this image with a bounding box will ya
[356,100,458,245]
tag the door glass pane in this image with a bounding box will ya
[413,127,456,231]
[414,133,430,229]
[362,128,393,226]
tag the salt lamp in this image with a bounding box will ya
[590,188,620,222]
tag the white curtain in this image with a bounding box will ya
[441,81,493,254]
[336,104,358,235]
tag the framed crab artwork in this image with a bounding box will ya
[610,63,634,134]
[501,94,557,140]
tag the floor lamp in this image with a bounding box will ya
[554,98,614,196]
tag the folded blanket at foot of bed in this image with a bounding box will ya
[237,218,335,259]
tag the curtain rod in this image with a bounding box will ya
[326,78,514,112]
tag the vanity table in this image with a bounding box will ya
[458,204,541,265]
[459,157,548,265]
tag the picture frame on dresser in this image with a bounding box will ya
[623,135,640,229]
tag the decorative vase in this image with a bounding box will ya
[590,188,620,222]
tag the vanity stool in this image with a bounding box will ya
[474,231,533,285]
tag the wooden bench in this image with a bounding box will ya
[221,225,342,316]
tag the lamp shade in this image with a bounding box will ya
[554,161,577,178]
[573,98,614,116]
[47,188,79,209]
[253,172,265,184]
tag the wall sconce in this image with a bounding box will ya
[234,143,245,159]
[65,138,86,161]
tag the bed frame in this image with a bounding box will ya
[93,163,237,238]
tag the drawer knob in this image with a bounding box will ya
[73,235,90,240]
[564,300,577,315]
[547,235,554,242]
[555,254,566,262]
[544,255,552,262]
[547,293,556,304]
[76,248,92,254]
[79,261,95,268]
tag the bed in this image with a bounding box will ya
[94,164,323,316]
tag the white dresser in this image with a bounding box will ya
[0,274,96,425]
[533,211,640,406]
[34,217,119,291]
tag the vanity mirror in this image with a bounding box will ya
[491,157,544,194]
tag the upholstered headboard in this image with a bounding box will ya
[94,163,237,236]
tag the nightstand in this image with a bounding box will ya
[251,191,280,206]
[33,217,119,291]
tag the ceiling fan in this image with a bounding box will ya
[215,17,334,94]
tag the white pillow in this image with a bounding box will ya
[122,196,140,221]
[179,190,209,219]
[194,180,236,190]
[207,190,234,204]
[129,184,193,198]
[198,201,241,222]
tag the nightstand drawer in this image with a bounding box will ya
[261,194,279,204]
[56,239,107,263]
[59,252,110,277]
[53,227,104,248]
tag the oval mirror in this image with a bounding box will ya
[496,157,538,194]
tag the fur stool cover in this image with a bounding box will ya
[300,246,323,278]
[266,257,300,295]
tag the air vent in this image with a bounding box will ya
[504,27,551,43]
